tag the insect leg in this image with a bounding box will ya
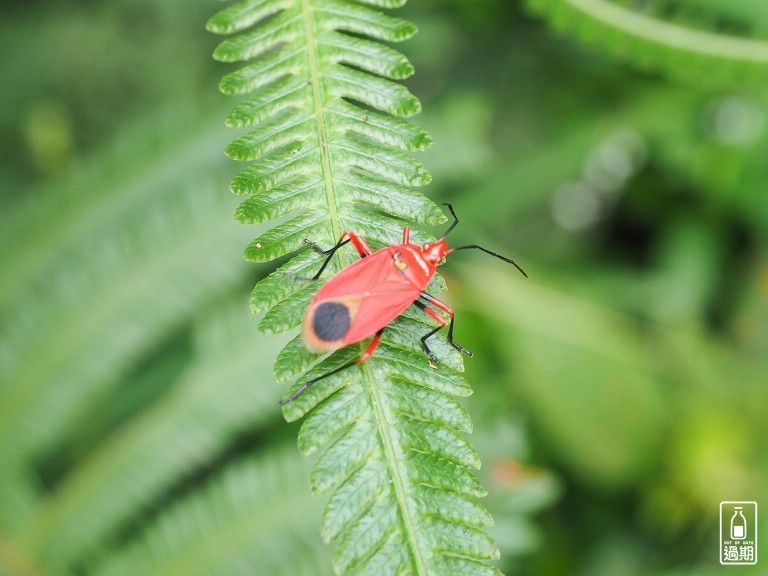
[304,237,348,256]
[418,292,473,358]
[412,300,444,366]
[280,329,384,405]
[304,231,374,281]
[355,328,384,363]
[344,231,375,258]
[303,237,351,281]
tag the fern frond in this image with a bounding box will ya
[91,446,329,576]
[0,108,253,475]
[527,0,768,89]
[209,0,502,574]
[15,303,287,572]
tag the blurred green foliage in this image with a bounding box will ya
[0,0,766,575]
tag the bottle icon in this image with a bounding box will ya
[731,506,747,540]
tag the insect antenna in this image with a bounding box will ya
[448,244,528,277]
[438,203,460,240]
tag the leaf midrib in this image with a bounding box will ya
[298,1,428,572]
[566,0,768,62]
[300,0,341,243]
[363,359,428,574]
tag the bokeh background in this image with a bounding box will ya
[1,1,766,575]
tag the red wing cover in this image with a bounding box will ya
[303,248,426,351]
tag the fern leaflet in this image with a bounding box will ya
[208,0,503,574]
[527,0,768,89]
[92,447,326,576]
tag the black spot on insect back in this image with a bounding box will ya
[313,301,351,342]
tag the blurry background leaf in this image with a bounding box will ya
[0,0,766,575]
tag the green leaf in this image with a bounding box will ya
[15,305,289,570]
[91,446,329,576]
[209,0,503,574]
[526,0,768,89]
[0,108,252,473]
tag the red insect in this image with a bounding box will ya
[281,204,526,404]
